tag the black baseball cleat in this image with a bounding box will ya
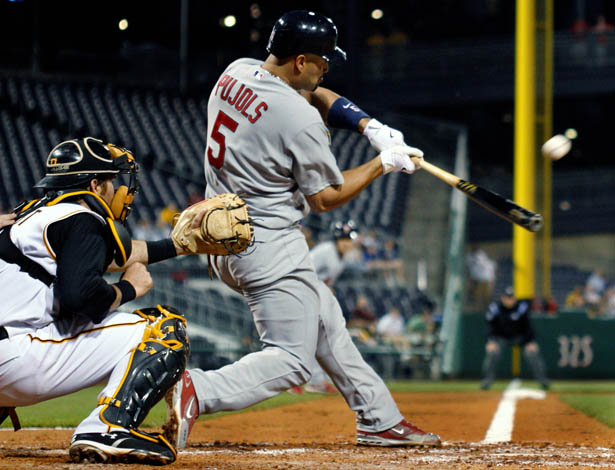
[69,430,176,465]
[356,419,441,447]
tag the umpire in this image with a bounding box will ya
[481,286,550,390]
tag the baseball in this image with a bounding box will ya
[541,134,571,161]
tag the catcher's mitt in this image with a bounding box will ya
[172,193,253,256]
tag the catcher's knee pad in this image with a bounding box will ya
[100,305,190,430]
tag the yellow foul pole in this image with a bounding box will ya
[514,0,537,299]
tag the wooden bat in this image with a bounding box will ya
[417,159,543,232]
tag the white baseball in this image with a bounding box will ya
[541,134,571,161]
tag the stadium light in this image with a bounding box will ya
[222,15,237,28]
[371,9,384,20]
[118,19,129,31]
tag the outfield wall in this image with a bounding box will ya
[458,311,615,379]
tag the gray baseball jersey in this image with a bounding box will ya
[190,58,402,432]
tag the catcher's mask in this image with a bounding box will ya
[34,137,139,223]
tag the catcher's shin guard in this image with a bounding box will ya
[100,305,190,430]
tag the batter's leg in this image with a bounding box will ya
[313,281,402,432]
[189,277,319,414]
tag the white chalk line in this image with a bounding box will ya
[482,378,546,444]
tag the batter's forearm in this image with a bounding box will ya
[308,156,383,213]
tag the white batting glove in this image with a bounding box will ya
[380,145,424,175]
[363,118,405,152]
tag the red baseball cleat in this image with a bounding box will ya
[287,385,305,395]
[356,419,441,447]
[304,381,339,395]
[163,370,199,449]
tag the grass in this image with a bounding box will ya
[3,380,614,429]
[0,385,323,429]
[559,393,615,428]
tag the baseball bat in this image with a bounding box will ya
[417,159,543,232]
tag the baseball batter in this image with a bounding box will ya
[164,10,440,448]
[0,138,190,465]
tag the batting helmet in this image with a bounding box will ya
[331,219,358,240]
[266,10,347,62]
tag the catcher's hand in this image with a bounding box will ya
[172,193,253,256]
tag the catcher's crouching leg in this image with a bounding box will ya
[72,305,190,465]
[99,305,190,431]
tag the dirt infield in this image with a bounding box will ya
[1,391,615,469]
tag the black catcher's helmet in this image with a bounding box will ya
[34,137,139,223]
[266,10,347,62]
[331,219,358,240]
[35,137,136,190]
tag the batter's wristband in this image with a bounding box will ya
[146,238,178,264]
[115,279,137,305]
[327,97,369,131]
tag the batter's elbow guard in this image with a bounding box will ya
[100,304,190,430]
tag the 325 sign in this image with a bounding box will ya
[557,335,593,368]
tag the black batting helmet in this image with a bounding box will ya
[35,137,136,191]
[266,10,347,62]
[331,219,358,240]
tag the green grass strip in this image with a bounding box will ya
[0,385,322,429]
[3,380,614,429]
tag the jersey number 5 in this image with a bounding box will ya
[207,110,238,169]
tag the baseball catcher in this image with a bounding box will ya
[0,137,196,465]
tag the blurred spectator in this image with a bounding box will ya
[405,307,437,378]
[601,286,615,319]
[159,202,179,226]
[362,230,381,264]
[347,295,378,346]
[376,307,409,352]
[531,296,558,316]
[466,249,497,311]
[377,307,405,336]
[584,268,607,315]
[564,285,586,309]
[348,294,378,330]
[406,308,436,347]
